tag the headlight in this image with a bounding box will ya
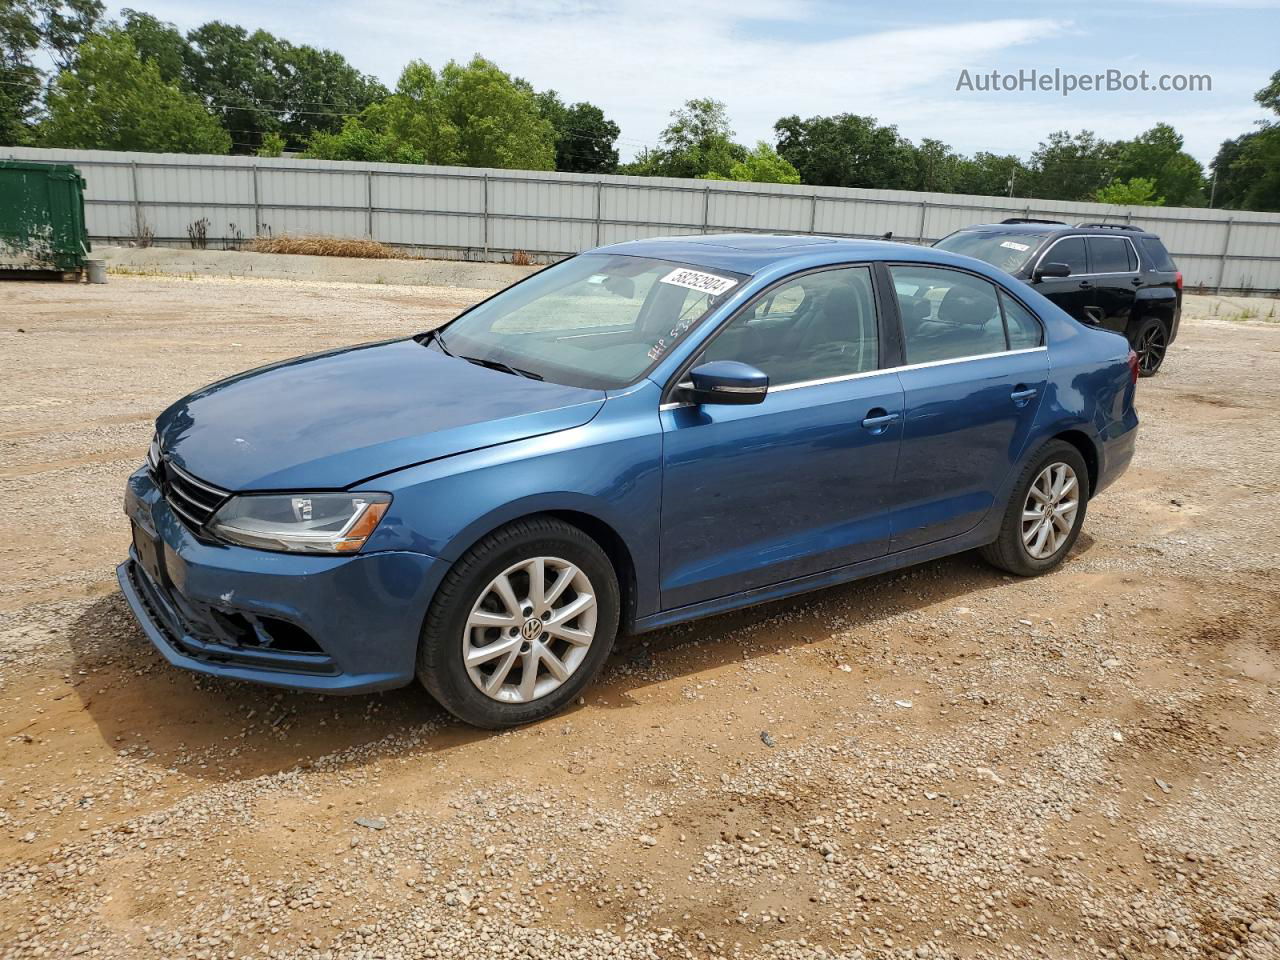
[209,493,391,554]
[146,433,161,472]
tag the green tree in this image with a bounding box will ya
[120,8,188,86]
[185,21,385,153]
[305,56,554,170]
[42,29,231,153]
[34,0,103,71]
[535,90,619,173]
[1214,69,1280,212]
[1093,177,1164,206]
[0,0,42,144]
[1026,130,1118,201]
[436,56,554,169]
[624,98,744,178]
[704,141,800,184]
[952,152,1029,197]
[773,113,917,189]
[1111,123,1205,206]
[304,115,425,163]
[256,130,285,157]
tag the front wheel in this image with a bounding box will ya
[980,440,1089,576]
[417,517,619,729]
[1131,316,1169,377]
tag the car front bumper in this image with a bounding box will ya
[119,467,445,694]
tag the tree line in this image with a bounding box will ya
[2,1,1277,211]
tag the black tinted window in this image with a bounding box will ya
[1044,236,1087,274]
[891,266,1005,363]
[1088,237,1133,274]
[1126,242,1139,272]
[1139,237,1177,271]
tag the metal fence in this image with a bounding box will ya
[5,146,1280,293]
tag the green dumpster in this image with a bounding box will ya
[0,159,90,276]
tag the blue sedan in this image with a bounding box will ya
[119,235,1139,727]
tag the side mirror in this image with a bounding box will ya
[678,361,768,406]
[1033,261,1071,281]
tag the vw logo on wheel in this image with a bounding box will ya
[520,618,544,641]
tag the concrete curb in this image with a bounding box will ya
[100,246,541,289]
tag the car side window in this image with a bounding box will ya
[1044,236,1087,274]
[699,266,878,386]
[1088,237,1132,274]
[890,266,1006,364]
[1000,290,1044,349]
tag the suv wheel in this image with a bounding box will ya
[980,440,1089,576]
[1131,316,1169,377]
[417,517,619,729]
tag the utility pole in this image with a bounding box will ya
[1208,169,1217,209]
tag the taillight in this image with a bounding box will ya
[1128,349,1140,385]
[1175,271,1183,291]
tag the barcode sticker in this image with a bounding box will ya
[659,268,738,297]
[1000,240,1031,252]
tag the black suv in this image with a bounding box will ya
[934,220,1183,376]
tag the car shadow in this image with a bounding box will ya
[64,539,1095,784]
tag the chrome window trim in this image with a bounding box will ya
[658,346,1047,409]
[1032,234,1140,278]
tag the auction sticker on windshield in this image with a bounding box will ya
[660,268,738,297]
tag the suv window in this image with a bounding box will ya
[1139,236,1177,272]
[1087,236,1133,274]
[700,266,878,386]
[1000,291,1044,349]
[1043,236,1087,275]
[890,266,1006,364]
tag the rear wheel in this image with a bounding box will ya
[980,440,1089,576]
[1131,316,1169,377]
[417,517,619,729]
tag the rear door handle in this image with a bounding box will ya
[1011,386,1038,406]
[1131,277,1144,286]
[1078,280,1093,289]
[861,409,900,432]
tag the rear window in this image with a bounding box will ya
[1139,236,1177,272]
[932,231,1046,274]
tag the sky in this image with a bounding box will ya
[105,0,1280,166]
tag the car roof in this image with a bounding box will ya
[951,222,1160,239]
[590,233,968,276]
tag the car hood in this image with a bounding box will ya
[156,339,605,490]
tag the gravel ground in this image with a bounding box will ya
[1,274,1278,960]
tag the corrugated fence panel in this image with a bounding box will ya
[3,146,1277,292]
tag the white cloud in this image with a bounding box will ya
[324,2,1062,153]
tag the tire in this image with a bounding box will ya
[1130,315,1169,377]
[417,516,620,729]
[980,440,1090,577]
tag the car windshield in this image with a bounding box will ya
[430,254,745,390]
[933,231,1047,274]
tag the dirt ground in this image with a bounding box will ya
[1,273,1278,960]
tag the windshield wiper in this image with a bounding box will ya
[416,328,453,356]
[460,355,544,381]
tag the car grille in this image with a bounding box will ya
[153,458,230,532]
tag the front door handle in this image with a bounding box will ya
[1010,386,1038,407]
[1078,280,1093,289]
[861,409,899,432]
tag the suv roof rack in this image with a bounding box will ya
[1000,218,1067,225]
[1076,222,1143,231]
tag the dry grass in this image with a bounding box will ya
[510,249,534,266]
[248,234,401,260]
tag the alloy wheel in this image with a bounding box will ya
[1021,462,1080,560]
[1136,324,1167,374]
[462,556,597,703]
